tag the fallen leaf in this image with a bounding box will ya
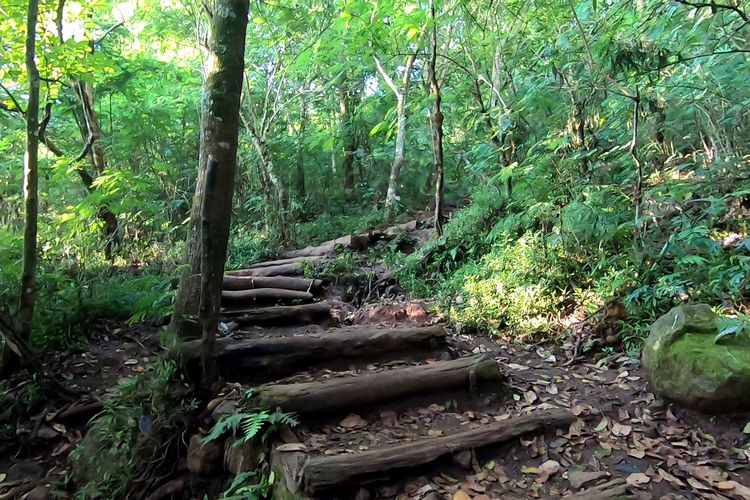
[536,460,561,485]
[339,414,367,429]
[717,480,750,499]
[453,491,471,500]
[521,466,540,474]
[612,422,632,437]
[688,465,723,485]
[626,473,651,487]
[593,417,609,432]
[744,421,750,434]
[658,468,684,489]
[0,473,5,483]
[427,429,443,437]
[568,470,609,489]
[507,363,529,371]
[275,443,307,452]
[52,423,67,434]
[628,448,646,459]
[524,391,538,405]
[124,358,138,365]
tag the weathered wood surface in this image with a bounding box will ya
[223,302,332,324]
[221,288,313,303]
[222,276,322,292]
[247,255,326,269]
[277,220,419,259]
[178,325,447,376]
[225,262,306,277]
[256,354,504,414]
[300,408,575,493]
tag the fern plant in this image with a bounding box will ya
[203,410,299,446]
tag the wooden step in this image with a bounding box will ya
[222,302,332,325]
[272,408,575,496]
[177,325,448,381]
[222,275,322,292]
[254,354,505,415]
[221,288,313,304]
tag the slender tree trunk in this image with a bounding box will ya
[338,76,356,193]
[375,39,422,218]
[172,0,249,345]
[428,0,445,236]
[18,0,41,341]
[295,96,306,199]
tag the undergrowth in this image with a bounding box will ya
[69,358,195,498]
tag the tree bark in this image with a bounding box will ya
[300,409,575,493]
[221,288,313,303]
[375,36,423,218]
[255,355,504,414]
[171,1,249,340]
[295,95,306,199]
[18,0,41,341]
[223,301,332,325]
[185,0,248,382]
[338,74,356,193]
[222,275,322,292]
[178,325,447,380]
[428,1,446,236]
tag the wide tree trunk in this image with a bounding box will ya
[18,0,41,341]
[428,1,446,236]
[171,0,249,345]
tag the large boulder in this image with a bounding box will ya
[642,304,750,412]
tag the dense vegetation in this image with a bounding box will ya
[2,0,749,355]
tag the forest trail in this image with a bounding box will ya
[184,223,750,500]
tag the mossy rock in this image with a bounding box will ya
[642,304,750,412]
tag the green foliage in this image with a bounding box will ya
[69,359,195,499]
[204,409,299,446]
[220,470,275,500]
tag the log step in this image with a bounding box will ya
[254,354,505,415]
[225,262,308,277]
[177,325,448,381]
[221,288,313,304]
[222,302,333,325]
[274,408,575,495]
[222,275,322,292]
[247,255,327,269]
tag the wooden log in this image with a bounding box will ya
[247,255,326,269]
[278,235,355,259]
[255,354,504,414]
[222,276,322,292]
[299,408,575,493]
[226,262,305,277]
[223,302,332,324]
[221,288,313,303]
[178,325,447,377]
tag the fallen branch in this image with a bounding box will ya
[223,302,333,325]
[222,275,322,292]
[221,288,313,303]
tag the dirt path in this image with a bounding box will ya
[3,220,750,499]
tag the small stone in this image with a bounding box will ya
[187,434,223,475]
[452,449,473,469]
[25,485,51,500]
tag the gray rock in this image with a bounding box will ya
[187,434,223,475]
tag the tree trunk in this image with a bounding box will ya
[338,75,356,193]
[73,79,121,258]
[196,0,249,387]
[375,39,422,218]
[428,1,446,236]
[171,0,248,345]
[18,0,41,341]
[295,96,306,199]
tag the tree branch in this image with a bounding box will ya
[374,54,401,97]
[674,0,749,23]
[0,82,25,115]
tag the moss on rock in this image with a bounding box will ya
[642,304,750,412]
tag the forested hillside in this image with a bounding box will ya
[1,0,749,498]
